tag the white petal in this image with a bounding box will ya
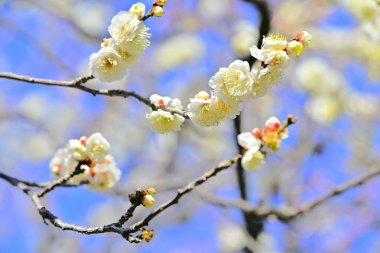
[237,132,261,151]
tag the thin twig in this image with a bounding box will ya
[37,162,86,198]
[113,202,141,228]
[126,155,241,233]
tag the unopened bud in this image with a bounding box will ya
[195,91,211,100]
[146,187,156,196]
[286,40,304,57]
[155,0,167,7]
[142,194,155,208]
[129,192,137,204]
[129,2,146,19]
[287,114,297,124]
[252,128,262,138]
[79,136,88,146]
[295,31,312,47]
[152,6,164,17]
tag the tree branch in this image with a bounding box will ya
[234,0,271,246]
[0,72,188,118]
[0,155,240,241]
[200,166,380,222]
[124,155,241,233]
[37,162,87,198]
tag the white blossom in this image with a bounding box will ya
[250,34,290,67]
[250,46,290,67]
[238,132,264,171]
[187,91,228,126]
[241,149,265,171]
[49,149,90,184]
[86,133,110,162]
[146,109,185,134]
[108,11,151,55]
[129,2,146,19]
[50,149,66,177]
[146,94,185,134]
[149,94,172,107]
[49,134,121,191]
[262,34,288,50]
[251,66,282,97]
[87,155,121,192]
[89,47,129,82]
[66,139,87,161]
[209,60,255,101]
[286,40,304,57]
[237,132,261,151]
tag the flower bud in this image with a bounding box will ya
[152,6,164,17]
[155,0,167,7]
[129,192,137,204]
[286,40,304,57]
[129,2,146,19]
[251,128,262,139]
[146,187,156,196]
[51,165,61,176]
[195,91,211,100]
[295,31,312,47]
[142,194,155,208]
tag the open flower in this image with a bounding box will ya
[108,11,151,55]
[241,149,265,171]
[250,34,290,68]
[85,133,110,162]
[67,139,87,161]
[250,66,282,97]
[146,94,185,134]
[87,155,121,192]
[286,40,304,57]
[237,131,264,171]
[129,2,146,19]
[250,47,290,68]
[187,91,229,126]
[146,109,185,133]
[89,47,129,82]
[209,60,256,101]
[238,132,261,150]
[262,34,288,50]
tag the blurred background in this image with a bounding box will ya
[0,0,380,252]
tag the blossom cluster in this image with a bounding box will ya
[237,116,295,171]
[146,32,311,133]
[50,133,121,191]
[129,187,156,208]
[186,31,312,127]
[89,3,151,82]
